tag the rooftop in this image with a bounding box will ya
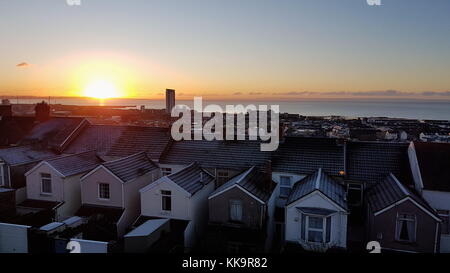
[287,168,347,211]
[413,141,450,192]
[41,150,102,177]
[166,162,215,195]
[0,145,58,165]
[102,152,158,183]
[210,166,275,203]
[366,173,437,216]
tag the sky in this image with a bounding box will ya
[0,0,450,100]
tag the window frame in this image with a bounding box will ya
[229,199,243,222]
[301,214,332,244]
[279,176,293,198]
[40,173,52,195]
[216,170,229,185]
[161,168,172,176]
[161,190,172,212]
[98,183,110,200]
[395,213,417,243]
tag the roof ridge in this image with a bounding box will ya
[103,151,147,165]
[315,168,322,189]
[47,150,97,162]
[390,173,409,196]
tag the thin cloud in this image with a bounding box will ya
[272,90,450,97]
[16,62,31,68]
[233,92,243,95]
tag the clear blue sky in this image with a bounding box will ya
[0,0,449,99]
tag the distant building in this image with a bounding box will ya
[165,89,175,115]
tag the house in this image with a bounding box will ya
[365,173,441,253]
[18,151,102,222]
[206,166,276,253]
[0,145,58,204]
[139,162,215,251]
[285,169,348,252]
[77,152,160,239]
[408,141,450,252]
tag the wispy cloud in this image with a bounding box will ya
[16,62,31,68]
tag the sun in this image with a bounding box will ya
[83,80,119,99]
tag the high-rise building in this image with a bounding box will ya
[165,89,175,114]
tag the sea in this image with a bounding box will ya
[9,97,450,121]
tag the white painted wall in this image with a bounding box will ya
[285,191,347,250]
[25,163,84,221]
[0,222,30,253]
[81,167,123,208]
[140,176,191,220]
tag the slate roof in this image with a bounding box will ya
[42,151,102,177]
[159,139,272,170]
[102,152,158,183]
[210,166,276,203]
[287,168,347,210]
[63,125,171,161]
[366,173,437,216]
[166,162,215,195]
[106,126,171,160]
[21,117,85,147]
[413,142,450,192]
[0,145,58,165]
[63,125,125,154]
[346,141,410,185]
[272,137,345,176]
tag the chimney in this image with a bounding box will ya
[35,101,50,122]
[0,104,12,119]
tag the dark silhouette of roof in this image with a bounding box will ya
[0,145,58,165]
[346,141,410,185]
[0,116,35,146]
[159,139,272,170]
[287,168,347,210]
[21,117,86,148]
[102,152,158,183]
[165,162,215,195]
[42,150,102,177]
[366,173,437,217]
[210,167,275,202]
[272,137,345,176]
[63,125,171,161]
[413,142,450,192]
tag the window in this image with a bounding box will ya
[438,210,450,235]
[301,214,331,243]
[161,168,172,176]
[217,170,229,186]
[396,214,416,242]
[347,183,363,206]
[229,199,243,222]
[279,176,292,198]
[161,190,172,211]
[98,183,110,199]
[41,173,52,194]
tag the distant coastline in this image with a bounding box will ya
[2,96,450,120]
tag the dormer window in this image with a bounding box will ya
[40,173,52,195]
[279,176,292,198]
